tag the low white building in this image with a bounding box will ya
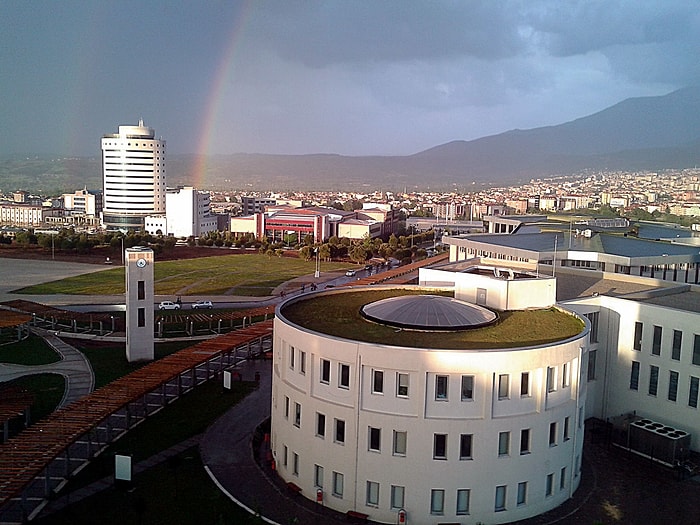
[144,186,217,238]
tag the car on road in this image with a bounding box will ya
[158,301,181,310]
[192,300,213,309]
[345,269,357,277]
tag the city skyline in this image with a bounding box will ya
[2,1,699,158]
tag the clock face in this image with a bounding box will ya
[136,258,147,268]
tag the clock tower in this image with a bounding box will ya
[125,246,154,362]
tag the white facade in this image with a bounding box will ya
[101,120,166,230]
[272,287,588,524]
[0,203,44,226]
[124,246,154,362]
[164,186,217,238]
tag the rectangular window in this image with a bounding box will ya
[316,412,326,437]
[393,430,407,456]
[137,280,145,300]
[314,464,323,488]
[339,364,350,388]
[630,361,640,390]
[459,434,473,460]
[498,431,510,456]
[694,335,700,366]
[335,419,345,444]
[633,322,643,351]
[430,489,445,515]
[293,452,299,475]
[321,359,331,384]
[284,396,290,419]
[546,473,554,496]
[549,422,557,446]
[434,434,447,459]
[585,311,599,343]
[397,373,409,397]
[563,416,570,441]
[689,376,699,408]
[587,350,597,381]
[283,445,288,467]
[669,371,679,402]
[461,375,474,401]
[560,467,567,490]
[517,481,527,506]
[648,365,659,396]
[137,307,145,327]
[390,485,405,510]
[520,372,530,396]
[435,375,448,400]
[366,481,379,507]
[372,369,384,394]
[672,330,682,361]
[547,367,556,393]
[300,351,306,374]
[495,485,506,511]
[294,402,301,427]
[456,489,470,515]
[520,428,530,454]
[289,346,295,369]
[652,325,662,356]
[562,363,570,388]
[369,427,381,452]
[332,471,344,497]
[498,374,509,399]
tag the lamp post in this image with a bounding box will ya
[314,247,320,278]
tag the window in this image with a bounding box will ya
[430,489,445,515]
[498,431,510,456]
[339,364,350,388]
[517,481,527,505]
[652,326,662,356]
[283,445,288,467]
[284,396,289,419]
[397,373,409,397]
[562,363,570,388]
[461,375,474,400]
[495,485,506,512]
[369,427,381,452]
[588,350,597,381]
[393,430,407,456]
[560,467,567,490]
[459,434,473,460]
[630,361,640,390]
[585,311,599,343]
[433,434,447,459]
[314,464,323,488]
[563,416,570,441]
[498,374,509,399]
[549,422,557,446]
[366,481,380,507]
[294,402,301,427]
[372,370,384,394]
[669,371,679,402]
[633,322,643,351]
[672,330,682,361]
[316,412,326,437]
[648,365,659,396]
[390,485,405,510]
[547,367,556,393]
[690,376,699,408]
[335,419,345,444]
[321,359,330,384]
[456,489,470,515]
[137,280,145,300]
[435,375,448,400]
[520,372,530,396]
[137,307,145,327]
[546,473,554,496]
[520,428,530,454]
[289,346,295,369]
[332,471,344,497]
[293,452,299,475]
[694,335,700,366]
[300,351,306,374]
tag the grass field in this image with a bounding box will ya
[14,253,351,296]
[0,334,61,365]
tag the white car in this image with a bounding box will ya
[192,300,213,309]
[158,301,181,310]
[345,269,357,277]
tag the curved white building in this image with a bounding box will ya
[101,120,166,229]
[271,282,589,524]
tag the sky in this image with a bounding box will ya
[1,0,699,157]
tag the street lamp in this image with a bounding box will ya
[314,247,320,278]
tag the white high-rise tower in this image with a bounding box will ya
[101,119,166,229]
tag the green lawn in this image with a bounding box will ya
[14,254,350,296]
[0,334,61,365]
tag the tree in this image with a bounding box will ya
[350,245,368,264]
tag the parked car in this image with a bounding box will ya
[345,269,357,277]
[158,301,181,310]
[192,300,213,309]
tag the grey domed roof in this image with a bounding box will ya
[360,294,498,331]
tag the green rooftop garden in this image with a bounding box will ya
[281,288,585,349]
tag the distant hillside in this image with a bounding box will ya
[3,87,700,195]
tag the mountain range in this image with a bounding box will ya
[3,87,700,195]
